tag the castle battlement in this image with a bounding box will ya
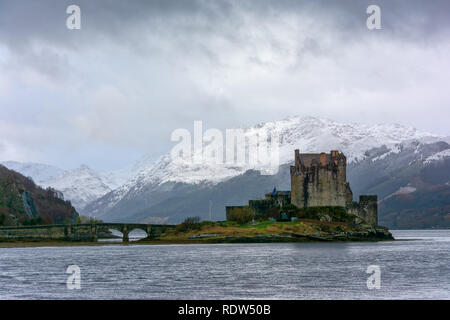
[291,149,345,171]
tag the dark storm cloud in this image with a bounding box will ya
[2,0,450,49]
[0,0,448,83]
[0,0,448,88]
[0,0,449,170]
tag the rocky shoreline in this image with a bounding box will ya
[139,224,394,244]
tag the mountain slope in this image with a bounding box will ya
[347,140,450,228]
[103,116,437,190]
[84,116,449,226]
[347,140,450,199]
[0,161,64,184]
[40,165,112,211]
[0,165,78,226]
[379,184,450,229]
[1,162,127,212]
[2,155,158,212]
[101,153,158,190]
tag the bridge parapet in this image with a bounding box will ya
[0,223,175,242]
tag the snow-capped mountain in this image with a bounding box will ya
[348,139,450,229]
[1,161,117,211]
[1,155,158,213]
[4,116,449,225]
[0,161,64,184]
[84,116,449,224]
[40,165,113,211]
[100,153,158,190]
[97,116,443,198]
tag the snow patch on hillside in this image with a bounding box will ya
[40,165,112,210]
[424,149,450,164]
[97,116,442,210]
[0,161,64,184]
[132,116,439,186]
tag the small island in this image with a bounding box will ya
[140,150,394,244]
[138,215,393,244]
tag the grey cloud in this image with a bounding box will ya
[0,0,449,170]
[2,0,450,50]
[0,0,449,84]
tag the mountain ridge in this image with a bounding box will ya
[83,116,449,227]
[3,116,449,228]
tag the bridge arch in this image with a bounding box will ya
[128,228,148,241]
[102,223,156,242]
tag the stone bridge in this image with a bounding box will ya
[0,223,175,243]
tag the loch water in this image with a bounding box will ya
[0,230,449,299]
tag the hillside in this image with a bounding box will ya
[1,155,158,212]
[348,141,450,229]
[83,116,449,227]
[379,184,450,229]
[0,165,78,226]
[0,161,64,184]
[40,165,112,211]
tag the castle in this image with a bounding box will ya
[226,150,378,225]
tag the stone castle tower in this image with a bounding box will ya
[226,149,379,226]
[290,150,353,208]
[290,149,377,225]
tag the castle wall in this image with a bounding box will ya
[357,195,378,225]
[346,195,378,225]
[265,192,290,207]
[226,205,253,220]
[290,171,305,208]
[290,151,351,208]
[227,191,291,220]
[249,200,275,217]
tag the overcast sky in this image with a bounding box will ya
[0,0,449,171]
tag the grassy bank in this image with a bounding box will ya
[139,219,394,243]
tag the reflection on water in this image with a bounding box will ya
[0,230,449,299]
